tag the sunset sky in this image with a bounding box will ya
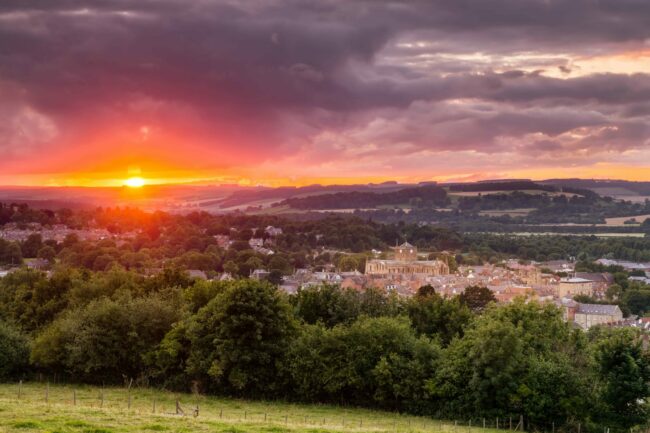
[1,0,650,187]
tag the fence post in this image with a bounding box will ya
[73,389,76,406]
[483,418,486,429]
[18,380,22,399]
[152,399,156,414]
[219,408,223,419]
[284,415,288,424]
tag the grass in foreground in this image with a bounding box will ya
[0,382,504,433]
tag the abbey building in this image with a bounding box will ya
[365,242,449,276]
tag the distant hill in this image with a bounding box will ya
[445,180,556,193]
[216,183,412,209]
[279,185,449,209]
[542,179,650,197]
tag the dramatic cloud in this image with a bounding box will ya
[1,0,650,185]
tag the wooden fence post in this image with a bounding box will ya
[152,398,156,414]
[18,380,22,399]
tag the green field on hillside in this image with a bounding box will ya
[0,383,506,433]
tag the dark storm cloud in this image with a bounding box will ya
[1,0,650,173]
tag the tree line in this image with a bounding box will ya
[0,269,647,432]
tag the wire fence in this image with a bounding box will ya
[1,381,647,433]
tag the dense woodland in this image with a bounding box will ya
[269,181,650,226]
[279,185,450,209]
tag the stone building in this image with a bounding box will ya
[365,242,449,276]
[561,300,623,329]
[558,277,594,298]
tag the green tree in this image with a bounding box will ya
[622,289,650,316]
[37,245,57,264]
[31,293,182,382]
[287,316,437,409]
[186,279,296,397]
[416,284,436,298]
[408,293,472,346]
[593,328,650,428]
[292,284,360,327]
[222,260,239,276]
[3,242,23,265]
[268,255,292,275]
[21,233,43,258]
[605,283,623,301]
[458,285,497,313]
[0,320,29,379]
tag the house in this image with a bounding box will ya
[265,226,283,237]
[25,258,49,270]
[540,260,575,274]
[630,276,650,285]
[218,272,234,281]
[559,299,623,329]
[596,258,650,272]
[574,272,614,293]
[214,235,232,249]
[279,280,299,294]
[558,277,594,298]
[251,269,270,280]
[187,269,208,279]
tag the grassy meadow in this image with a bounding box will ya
[0,382,504,433]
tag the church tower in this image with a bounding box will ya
[393,242,417,261]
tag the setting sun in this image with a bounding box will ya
[124,177,145,188]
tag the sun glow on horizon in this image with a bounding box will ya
[124,176,146,188]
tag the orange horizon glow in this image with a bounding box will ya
[3,162,650,189]
[124,177,145,188]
